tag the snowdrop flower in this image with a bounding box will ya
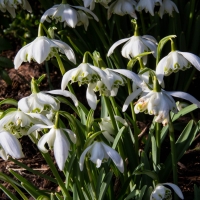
[83,0,111,10]
[28,123,76,170]
[18,90,78,118]
[0,110,38,138]
[136,0,162,16]
[158,0,179,18]
[0,0,32,18]
[135,89,200,126]
[107,35,157,65]
[61,63,111,110]
[40,3,98,31]
[156,51,200,84]
[0,130,24,160]
[79,141,124,172]
[107,0,137,19]
[94,68,126,97]
[14,36,76,69]
[99,116,128,142]
[150,183,184,200]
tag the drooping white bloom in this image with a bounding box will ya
[0,110,37,138]
[93,68,126,97]
[61,63,111,110]
[107,0,137,19]
[135,89,200,126]
[18,90,78,115]
[0,0,32,18]
[158,0,179,18]
[156,51,200,84]
[136,0,162,16]
[40,3,98,31]
[99,116,128,142]
[150,183,184,200]
[28,124,76,170]
[83,0,111,10]
[107,35,157,65]
[79,141,124,172]
[0,130,24,160]
[14,36,76,69]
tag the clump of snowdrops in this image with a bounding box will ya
[0,0,200,199]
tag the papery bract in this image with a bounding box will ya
[83,0,111,10]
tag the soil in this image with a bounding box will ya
[0,50,200,200]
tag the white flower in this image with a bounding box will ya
[93,68,126,97]
[79,141,124,172]
[150,183,184,200]
[83,0,111,10]
[136,0,162,16]
[61,63,111,110]
[135,89,200,126]
[14,36,76,69]
[99,116,128,142]
[40,3,98,31]
[158,0,179,18]
[28,124,76,170]
[0,0,32,18]
[107,35,157,65]
[18,90,78,118]
[0,130,24,160]
[107,0,137,19]
[156,51,200,84]
[0,110,37,138]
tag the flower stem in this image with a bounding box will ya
[155,122,161,164]
[55,53,65,75]
[31,78,40,93]
[168,115,178,200]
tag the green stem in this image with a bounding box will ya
[55,53,65,75]
[42,153,72,200]
[168,116,178,200]
[127,79,139,162]
[85,158,97,200]
[31,78,40,93]
[38,23,44,37]
[54,112,59,129]
[62,0,67,4]
[155,122,161,164]
[83,51,93,63]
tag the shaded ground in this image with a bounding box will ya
[0,50,200,199]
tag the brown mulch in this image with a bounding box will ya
[0,51,200,199]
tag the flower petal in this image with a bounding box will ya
[61,68,77,90]
[54,129,70,170]
[156,56,167,84]
[0,131,24,159]
[107,37,131,56]
[101,142,124,173]
[163,183,184,199]
[86,83,97,110]
[27,124,53,135]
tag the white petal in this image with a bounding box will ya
[79,144,93,171]
[166,91,200,108]
[27,124,53,135]
[101,142,124,173]
[44,90,78,107]
[26,113,54,126]
[107,37,131,56]
[0,131,24,159]
[156,56,168,84]
[37,128,56,153]
[178,52,200,71]
[86,83,97,110]
[163,183,184,199]
[54,129,70,170]
[63,129,77,144]
[32,37,50,63]
[18,96,30,113]
[61,68,77,90]
[122,88,142,112]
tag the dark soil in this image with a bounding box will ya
[0,50,200,199]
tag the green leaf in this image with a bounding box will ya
[194,184,200,200]
[112,126,125,149]
[0,98,18,107]
[0,57,14,68]
[0,69,11,85]
[98,171,113,200]
[0,183,19,200]
[134,169,159,181]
